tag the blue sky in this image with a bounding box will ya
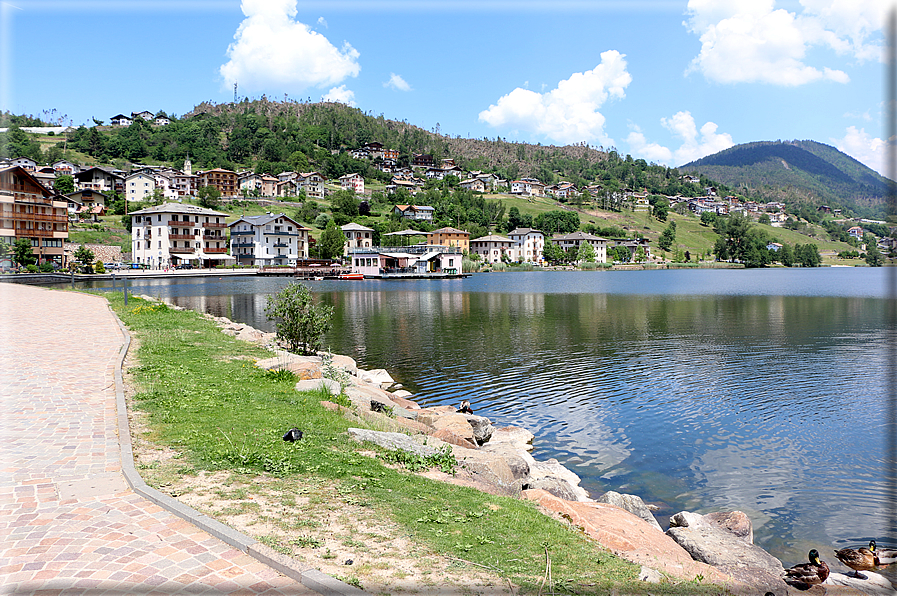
[1,0,888,173]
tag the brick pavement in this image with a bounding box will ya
[0,284,317,595]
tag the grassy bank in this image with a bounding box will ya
[110,293,724,595]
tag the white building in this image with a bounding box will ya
[126,172,155,202]
[342,222,374,256]
[130,203,233,269]
[470,234,514,263]
[339,173,364,195]
[228,213,310,267]
[551,231,608,262]
[507,227,545,264]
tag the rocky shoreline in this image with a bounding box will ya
[210,312,896,596]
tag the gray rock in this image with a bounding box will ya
[598,491,662,532]
[347,428,436,457]
[358,368,394,386]
[825,571,897,595]
[527,458,591,502]
[463,414,495,445]
[665,525,784,577]
[669,510,753,544]
[326,354,357,375]
[525,477,582,502]
[638,566,662,583]
[488,426,535,451]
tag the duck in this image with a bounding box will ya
[834,540,877,579]
[784,549,830,587]
[874,544,897,566]
[457,399,474,414]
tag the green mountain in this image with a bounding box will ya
[681,140,890,218]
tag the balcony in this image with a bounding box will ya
[232,241,254,248]
[204,247,228,254]
[9,212,68,223]
[170,247,194,254]
[273,242,289,248]
[230,230,254,236]
[168,233,196,240]
[203,222,226,228]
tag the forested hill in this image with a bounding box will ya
[681,140,889,218]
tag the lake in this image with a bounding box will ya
[79,267,895,566]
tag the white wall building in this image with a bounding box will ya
[342,223,373,256]
[507,227,545,264]
[126,172,155,202]
[228,213,310,266]
[339,173,364,195]
[131,203,232,269]
[470,234,514,264]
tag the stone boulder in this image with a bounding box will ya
[347,428,436,457]
[388,394,420,410]
[665,524,784,578]
[462,414,494,445]
[358,368,394,387]
[598,491,662,532]
[345,385,399,411]
[488,426,535,451]
[669,510,753,544]
[452,446,530,495]
[392,389,414,399]
[522,490,736,586]
[295,378,340,396]
[431,429,477,449]
[825,571,897,595]
[526,457,590,502]
[525,477,584,502]
[327,354,357,375]
[430,414,476,443]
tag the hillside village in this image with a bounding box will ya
[0,107,892,273]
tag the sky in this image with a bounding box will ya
[0,0,890,174]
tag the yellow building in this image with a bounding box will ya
[427,227,470,253]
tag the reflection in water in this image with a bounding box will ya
[80,270,892,566]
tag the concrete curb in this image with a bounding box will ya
[107,300,369,596]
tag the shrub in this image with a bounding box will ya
[95,261,106,274]
[265,282,334,355]
[25,264,39,273]
[39,262,54,273]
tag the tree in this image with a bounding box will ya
[758,213,771,225]
[794,244,822,267]
[74,244,95,273]
[577,242,596,263]
[318,220,347,260]
[700,211,717,227]
[149,188,164,206]
[657,221,676,252]
[197,185,221,208]
[534,210,579,235]
[53,175,74,195]
[542,241,566,265]
[330,189,360,217]
[780,244,795,267]
[265,282,334,355]
[865,242,884,266]
[12,238,35,267]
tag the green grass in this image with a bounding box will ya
[109,293,726,595]
[69,218,131,252]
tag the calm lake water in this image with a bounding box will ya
[81,268,895,566]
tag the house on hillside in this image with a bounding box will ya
[339,173,364,195]
[428,227,470,253]
[1,166,69,266]
[110,114,132,126]
[126,172,156,202]
[393,204,435,222]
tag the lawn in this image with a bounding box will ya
[111,293,726,595]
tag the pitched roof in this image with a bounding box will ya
[228,213,308,229]
[470,234,512,243]
[429,227,469,235]
[341,223,373,232]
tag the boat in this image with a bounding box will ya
[338,273,365,280]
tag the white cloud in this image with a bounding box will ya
[833,126,886,175]
[626,111,734,166]
[322,85,356,106]
[316,16,328,28]
[220,0,360,93]
[684,0,885,85]
[478,50,631,145]
[384,73,412,92]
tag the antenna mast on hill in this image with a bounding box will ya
[234,82,238,103]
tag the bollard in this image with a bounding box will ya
[70,268,74,289]
[111,271,116,292]
[124,277,128,306]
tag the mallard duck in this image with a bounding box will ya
[874,544,897,566]
[784,549,830,587]
[834,540,876,579]
[457,399,474,414]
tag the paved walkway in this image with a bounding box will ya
[0,284,317,595]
